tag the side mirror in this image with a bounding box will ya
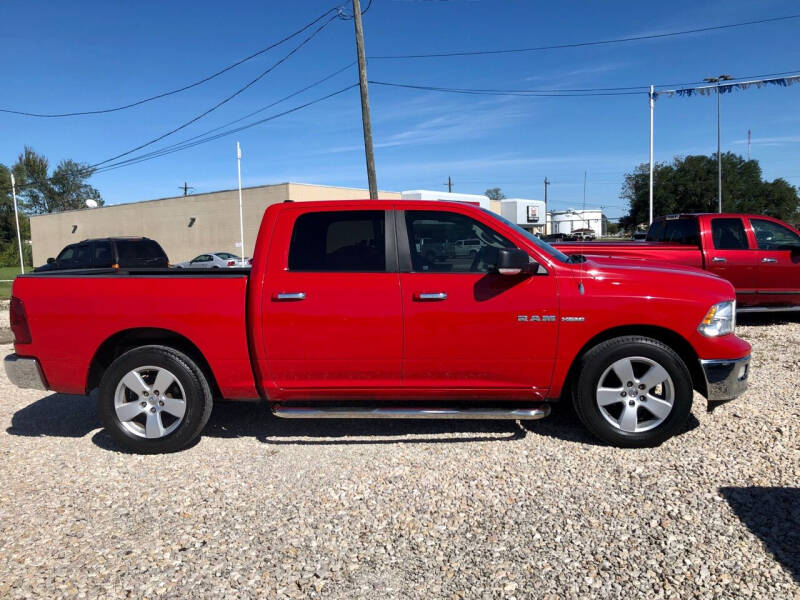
[495,248,531,276]
[47,257,55,264]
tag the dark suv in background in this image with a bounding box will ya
[33,237,169,272]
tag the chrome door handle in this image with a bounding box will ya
[414,292,448,301]
[711,257,727,263]
[761,258,778,263]
[273,292,306,301]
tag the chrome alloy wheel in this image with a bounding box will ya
[595,356,675,433]
[114,366,187,439]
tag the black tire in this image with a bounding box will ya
[97,345,213,453]
[572,336,693,448]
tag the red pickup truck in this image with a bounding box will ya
[5,200,751,452]
[555,213,800,311]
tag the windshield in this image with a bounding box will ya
[480,209,571,263]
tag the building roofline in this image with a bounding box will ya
[30,181,400,220]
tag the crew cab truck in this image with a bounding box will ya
[554,214,800,311]
[5,200,751,453]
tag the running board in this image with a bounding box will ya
[272,405,551,420]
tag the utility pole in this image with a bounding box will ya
[444,176,453,193]
[543,177,550,205]
[747,129,751,161]
[352,0,378,199]
[179,182,194,196]
[705,74,733,213]
[10,173,24,274]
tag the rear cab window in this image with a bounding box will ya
[289,210,386,272]
[711,218,749,250]
[116,239,168,267]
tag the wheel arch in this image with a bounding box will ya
[560,325,707,400]
[86,328,220,398]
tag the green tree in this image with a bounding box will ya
[484,187,506,201]
[620,153,799,229]
[13,146,103,214]
[0,164,32,266]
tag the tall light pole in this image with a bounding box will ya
[649,84,654,224]
[705,74,734,213]
[236,141,245,264]
[10,173,24,274]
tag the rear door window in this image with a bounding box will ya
[93,241,114,267]
[711,218,749,250]
[289,210,386,272]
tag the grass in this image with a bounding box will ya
[0,265,33,300]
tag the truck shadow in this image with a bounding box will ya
[719,486,799,583]
[7,393,696,451]
[737,312,800,327]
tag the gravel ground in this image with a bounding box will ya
[0,317,798,599]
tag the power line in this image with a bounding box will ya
[370,80,643,97]
[110,62,356,163]
[93,84,359,174]
[0,7,342,118]
[369,14,800,59]
[90,13,339,169]
[370,68,800,98]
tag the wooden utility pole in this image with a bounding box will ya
[444,176,453,193]
[352,0,378,199]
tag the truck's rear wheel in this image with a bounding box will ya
[97,346,212,453]
[573,336,693,448]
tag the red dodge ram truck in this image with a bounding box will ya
[555,213,800,311]
[5,200,751,452]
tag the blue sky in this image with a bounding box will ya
[2,0,799,220]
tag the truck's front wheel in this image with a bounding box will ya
[97,346,213,453]
[573,336,693,448]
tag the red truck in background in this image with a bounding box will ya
[5,200,751,453]
[554,214,800,311]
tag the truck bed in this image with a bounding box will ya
[553,241,704,268]
[12,268,259,399]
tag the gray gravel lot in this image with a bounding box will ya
[0,316,798,599]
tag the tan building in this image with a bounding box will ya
[30,182,401,266]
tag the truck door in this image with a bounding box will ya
[706,217,759,306]
[260,207,402,393]
[398,209,558,397]
[749,217,800,306]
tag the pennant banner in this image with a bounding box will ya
[653,75,800,99]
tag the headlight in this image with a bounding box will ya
[698,300,736,337]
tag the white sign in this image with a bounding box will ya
[234,242,243,248]
[527,205,539,222]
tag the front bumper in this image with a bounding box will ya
[4,354,48,391]
[700,355,750,402]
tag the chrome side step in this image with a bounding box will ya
[272,405,551,420]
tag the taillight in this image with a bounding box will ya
[10,296,32,344]
[227,260,236,267]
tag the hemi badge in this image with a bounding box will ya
[562,316,586,322]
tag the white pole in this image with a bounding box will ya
[10,173,24,274]
[236,141,245,265]
[649,84,654,225]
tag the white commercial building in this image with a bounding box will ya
[500,198,547,234]
[400,190,491,210]
[547,209,605,236]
